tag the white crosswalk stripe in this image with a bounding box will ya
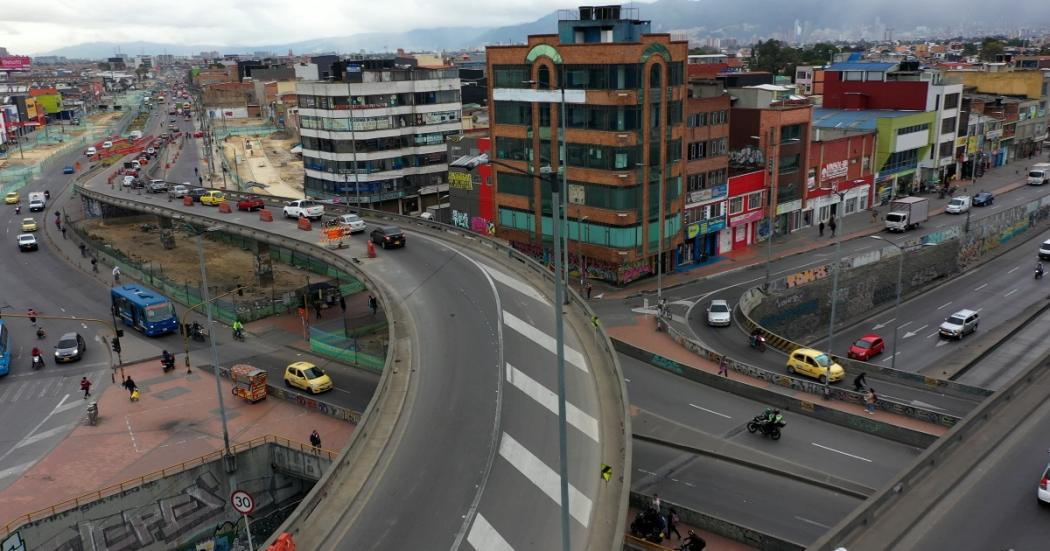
[506,363,599,443]
[498,432,593,528]
[502,311,588,373]
[467,513,515,551]
[481,264,550,305]
[0,461,36,482]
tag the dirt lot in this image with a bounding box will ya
[79,217,327,301]
[220,129,304,198]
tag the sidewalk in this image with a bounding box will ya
[598,160,1036,299]
[625,507,756,551]
[607,314,949,436]
[0,357,355,526]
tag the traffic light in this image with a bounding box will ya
[111,337,122,354]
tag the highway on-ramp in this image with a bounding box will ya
[79,113,615,550]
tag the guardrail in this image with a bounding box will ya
[1,434,327,537]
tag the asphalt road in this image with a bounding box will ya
[893,384,1050,550]
[81,103,608,551]
[633,438,862,546]
[0,97,378,495]
[622,354,922,490]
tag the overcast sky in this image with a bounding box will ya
[2,0,633,54]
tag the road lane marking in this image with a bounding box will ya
[974,283,988,291]
[688,403,732,419]
[937,302,952,310]
[1005,288,1019,297]
[503,311,588,373]
[13,423,76,450]
[897,321,913,329]
[812,443,873,462]
[53,396,82,414]
[36,378,57,398]
[11,381,32,402]
[902,324,928,338]
[467,514,515,551]
[481,264,550,305]
[795,516,831,529]
[927,332,939,339]
[506,364,599,443]
[0,394,72,465]
[1008,266,1020,274]
[0,461,36,482]
[499,432,593,527]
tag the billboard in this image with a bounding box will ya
[0,56,31,71]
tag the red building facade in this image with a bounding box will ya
[805,129,878,226]
[822,65,928,111]
[723,170,766,251]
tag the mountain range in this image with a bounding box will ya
[37,0,1050,59]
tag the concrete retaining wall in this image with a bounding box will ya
[3,442,325,551]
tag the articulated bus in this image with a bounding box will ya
[111,284,179,336]
[0,320,9,376]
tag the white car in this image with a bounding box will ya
[283,200,324,220]
[102,141,113,149]
[28,199,45,212]
[17,234,38,251]
[168,184,190,198]
[335,213,366,233]
[706,299,732,327]
[945,195,971,214]
[85,146,97,156]
[122,175,136,187]
[1039,462,1050,504]
[1038,238,1050,260]
[147,147,156,155]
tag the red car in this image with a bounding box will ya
[848,334,885,361]
[237,196,266,211]
[193,131,204,138]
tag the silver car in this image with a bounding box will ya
[54,332,86,363]
[706,299,732,327]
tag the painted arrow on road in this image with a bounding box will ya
[902,324,928,339]
[872,318,895,331]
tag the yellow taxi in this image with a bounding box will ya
[5,192,19,204]
[200,191,226,206]
[786,348,845,384]
[283,361,333,394]
[20,218,38,232]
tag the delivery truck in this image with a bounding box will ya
[1028,163,1050,186]
[885,196,929,232]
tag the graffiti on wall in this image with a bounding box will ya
[1,532,26,551]
[784,265,829,288]
[620,258,654,284]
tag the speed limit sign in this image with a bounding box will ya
[231,490,255,515]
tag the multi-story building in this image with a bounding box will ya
[296,58,462,212]
[727,83,813,236]
[822,60,961,187]
[805,128,877,226]
[487,5,688,285]
[681,77,730,263]
[794,65,826,96]
[447,134,494,234]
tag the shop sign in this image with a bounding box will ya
[986,129,1002,140]
[820,160,849,181]
[775,199,802,215]
[729,209,765,227]
[686,184,728,207]
[685,215,726,239]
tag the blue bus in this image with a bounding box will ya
[0,320,10,376]
[111,284,180,336]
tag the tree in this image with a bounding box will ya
[749,40,801,76]
[979,37,1005,61]
[962,42,978,56]
[800,43,839,65]
[689,45,721,55]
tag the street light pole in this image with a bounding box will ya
[196,230,233,463]
[824,187,847,394]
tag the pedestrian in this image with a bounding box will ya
[123,375,137,396]
[27,308,37,326]
[112,265,121,283]
[853,372,867,392]
[818,221,825,236]
[865,388,877,414]
[80,376,92,399]
[368,294,378,316]
[652,493,661,512]
[198,175,203,186]
[313,301,322,320]
[61,226,67,239]
[870,207,878,223]
[829,218,837,237]
[309,429,321,450]
[585,282,593,300]
[79,243,87,257]
[339,295,347,312]
[91,257,99,273]
[55,217,62,231]
[718,356,730,377]
[666,508,682,540]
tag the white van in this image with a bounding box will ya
[946,195,971,214]
[28,191,46,205]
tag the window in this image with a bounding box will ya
[896,123,930,136]
[747,190,764,210]
[729,196,744,215]
[933,94,940,111]
[687,141,706,161]
[494,102,531,125]
[495,137,529,161]
[686,172,705,191]
[865,71,885,82]
[778,153,800,174]
[940,116,956,134]
[493,65,530,88]
[945,92,960,110]
[844,71,864,81]
[687,112,708,127]
[939,140,954,157]
[780,124,803,142]
[497,172,533,197]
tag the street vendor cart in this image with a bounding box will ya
[230,364,267,403]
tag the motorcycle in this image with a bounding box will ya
[189,322,206,342]
[1036,267,1044,280]
[36,327,47,339]
[629,507,666,544]
[44,190,50,200]
[749,333,766,353]
[31,355,44,370]
[14,205,20,215]
[161,355,176,372]
[747,414,784,440]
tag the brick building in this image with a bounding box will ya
[487,5,688,285]
[805,128,877,227]
[681,76,730,264]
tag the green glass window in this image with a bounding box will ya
[493,65,531,88]
[494,102,532,125]
[497,172,534,197]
